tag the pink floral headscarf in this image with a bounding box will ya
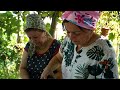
[62,11,101,30]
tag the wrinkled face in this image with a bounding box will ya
[26,30,46,46]
[64,22,93,45]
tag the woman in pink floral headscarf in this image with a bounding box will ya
[41,11,119,79]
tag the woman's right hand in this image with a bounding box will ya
[41,52,62,79]
[40,66,55,79]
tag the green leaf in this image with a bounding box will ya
[108,33,115,41]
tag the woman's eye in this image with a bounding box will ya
[67,31,81,35]
[28,37,31,39]
[66,31,70,34]
[33,37,38,39]
[74,32,81,35]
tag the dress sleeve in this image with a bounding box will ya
[52,39,61,56]
[98,40,119,79]
[24,42,30,52]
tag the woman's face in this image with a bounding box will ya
[26,30,46,46]
[64,22,93,45]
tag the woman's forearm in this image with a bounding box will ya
[47,56,61,72]
[47,52,63,72]
[19,68,29,79]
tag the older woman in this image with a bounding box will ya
[41,11,119,79]
[19,13,62,79]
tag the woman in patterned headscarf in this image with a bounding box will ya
[41,11,119,79]
[19,13,62,79]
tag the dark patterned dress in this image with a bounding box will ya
[25,39,60,79]
[60,36,119,79]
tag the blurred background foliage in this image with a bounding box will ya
[0,11,120,79]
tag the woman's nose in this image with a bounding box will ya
[31,39,36,43]
[68,33,76,39]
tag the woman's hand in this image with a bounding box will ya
[41,52,62,79]
[40,66,55,79]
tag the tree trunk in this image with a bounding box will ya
[17,11,21,43]
[49,11,59,38]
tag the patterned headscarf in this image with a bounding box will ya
[24,13,46,58]
[24,13,45,31]
[62,11,101,30]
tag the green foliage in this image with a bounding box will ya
[45,23,51,32]
[0,40,22,79]
[0,11,21,40]
[108,33,115,41]
[96,11,120,40]
[37,11,63,37]
[0,11,120,79]
[0,11,24,79]
[58,35,65,43]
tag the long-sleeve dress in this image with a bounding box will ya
[25,39,60,79]
[60,36,119,79]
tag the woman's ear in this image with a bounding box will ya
[44,32,47,36]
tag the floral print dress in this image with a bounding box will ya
[61,36,119,79]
